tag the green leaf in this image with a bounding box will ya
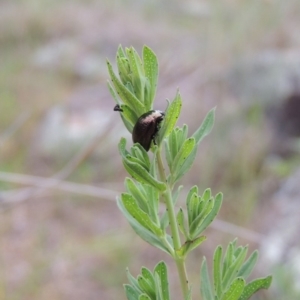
[221,277,245,300]
[154,262,170,300]
[107,60,144,116]
[192,107,215,144]
[124,284,140,300]
[117,47,132,85]
[214,246,223,299]
[238,276,272,300]
[120,104,139,130]
[121,193,162,236]
[237,250,258,279]
[222,247,248,291]
[131,144,151,170]
[223,242,234,278]
[157,91,182,144]
[125,178,149,213]
[191,193,223,238]
[126,155,150,173]
[187,192,199,227]
[117,199,170,254]
[141,267,155,292]
[189,198,214,237]
[126,268,143,294]
[176,208,189,239]
[200,257,214,300]
[126,47,145,102]
[122,158,166,192]
[172,137,196,176]
[143,46,158,110]
[138,275,155,298]
[202,188,212,202]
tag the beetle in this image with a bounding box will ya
[113,105,164,151]
[132,110,165,151]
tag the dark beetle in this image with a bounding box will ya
[132,110,164,151]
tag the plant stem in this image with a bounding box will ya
[156,149,190,299]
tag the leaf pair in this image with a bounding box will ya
[177,186,223,243]
[107,45,158,132]
[200,240,272,300]
[165,108,215,185]
[125,262,170,300]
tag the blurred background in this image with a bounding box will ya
[1,0,300,299]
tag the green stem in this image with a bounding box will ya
[156,149,190,299]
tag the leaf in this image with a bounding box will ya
[126,268,143,294]
[123,158,166,192]
[120,104,139,129]
[221,277,245,300]
[176,208,189,239]
[200,257,214,300]
[192,107,215,144]
[117,199,170,254]
[107,60,145,116]
[121,193,162,236]
[189,198,214,238]
[191,193,223,237]
[223,242,234,278]
[126,47,145,102]
[213,246,223,299]
[237,250,258,279]
[172,138,196,178]
[222,247,248,291]
[238,276,272,300]
[131,144,151,170]
[157,92,182,144]
[154,261,170,300]
[141,267,155,292]
[125,178,149,213]
[116,47,132,85]
[138,275,155,298]
[124,284,140,300]
[143,46,158,109]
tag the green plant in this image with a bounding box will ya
[106,45,272,300]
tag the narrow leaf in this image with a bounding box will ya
[176,208,189,239]
[200,257,214,300]
[192,193,223,237]
[154,262,170,300]
[238,276,272,300]
[157,92,182,144]
[123,158,166,192]
[192,107,215,144]
[143,46,158,109]
[214,246,223,299]
[107,60,144,116]
[117,199,170,254]
[121,193,162,236]
[173,138,196,178]
[221,277,245,300]
[237,250,258,279]
[124,284,140,300]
